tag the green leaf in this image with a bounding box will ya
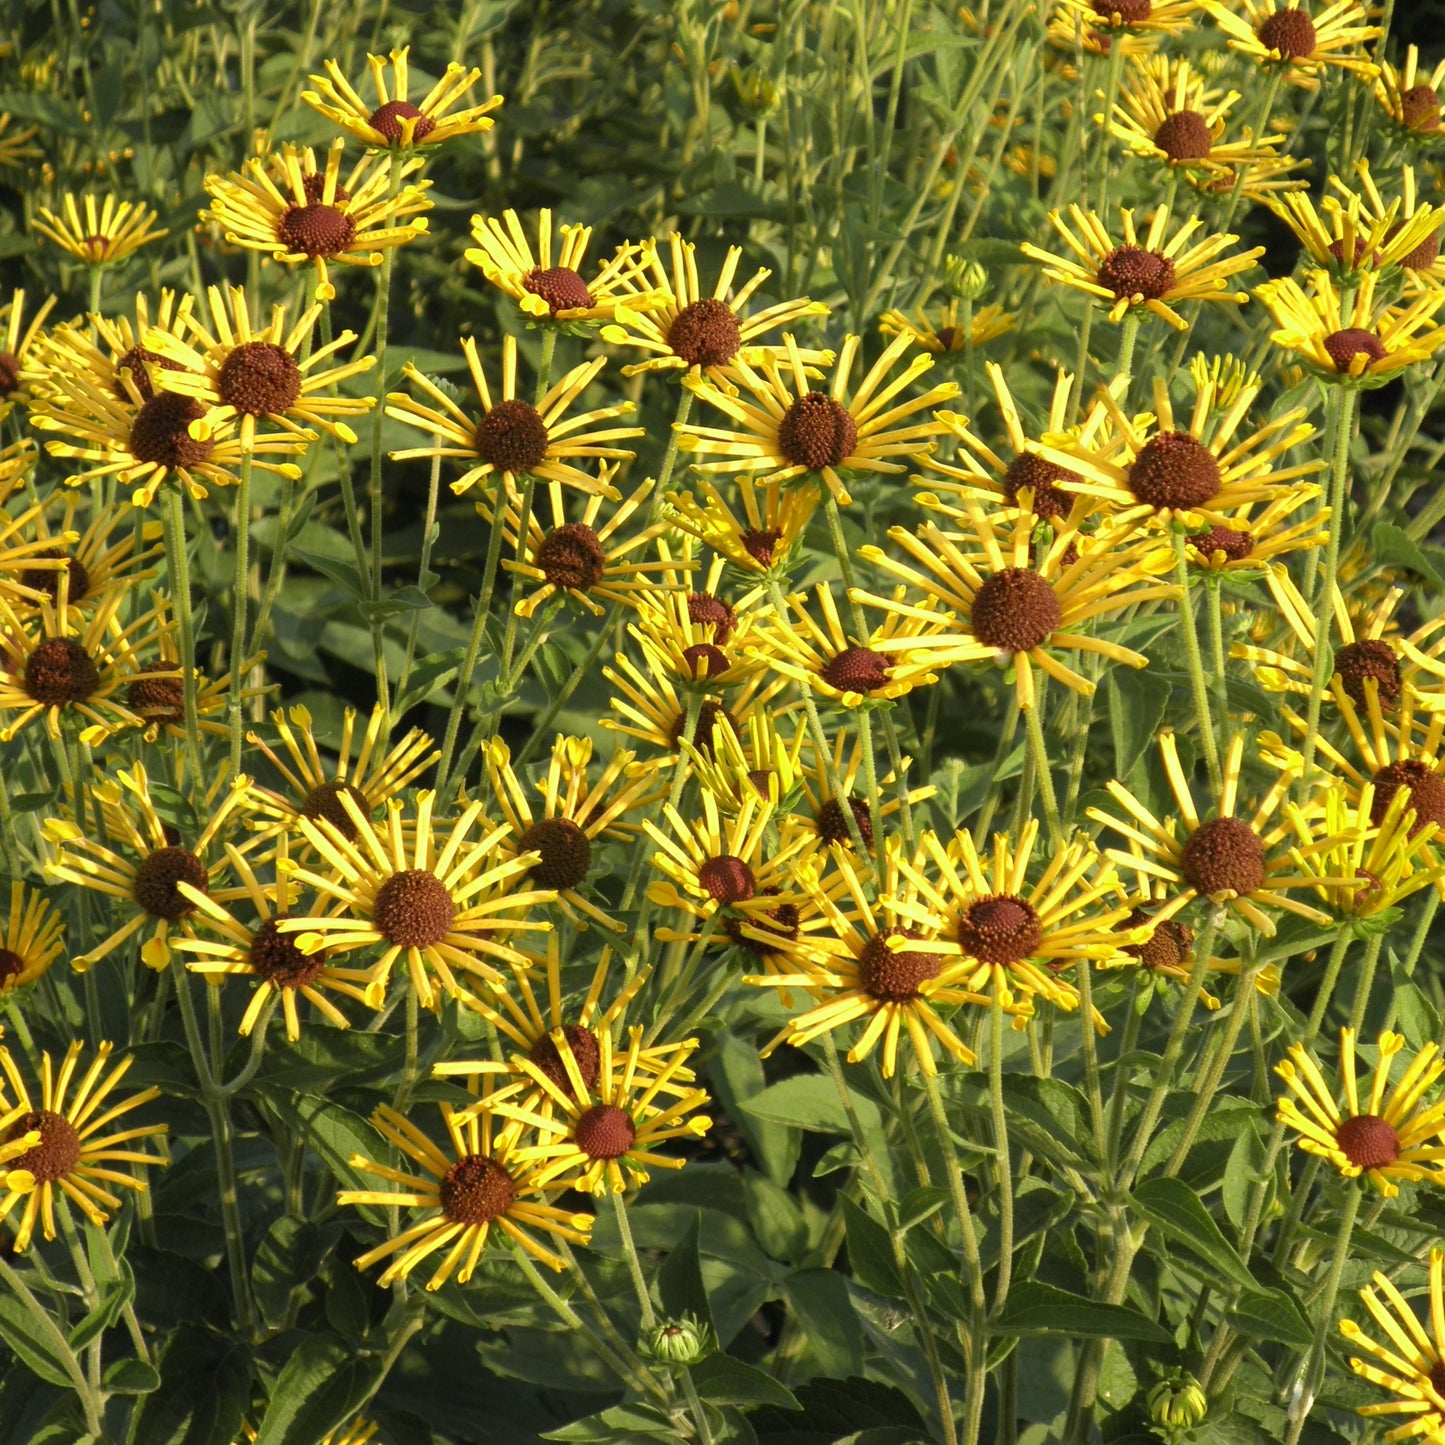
[1392,979,1440,1052]
[710,1032,800,1188]
[690,1354,801,1411]
[1225,1287,1313,1347]
[103,1358,160,1395]
[1107,667,1171,782]
[0,1288,80,1388]
[259,1090,389,1205]
[253,1336,381,1445]
[840,1196,904,1299]
[657,1211,718,1336]
[1130,1177,1258,1292]
[743,1172,808,1263]
[393,645,467,716]
[251,1218,341,1331]
[781,1270,864,1379]
[1138,1102,1260,1177]
[356,585,434,623]
[741,1073,883,1137]
[67,1268,134,1352]
[544,1403,680,1440]
[991,1283,1172,1343]
[1373,523,1445,587]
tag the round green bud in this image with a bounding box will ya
[641,1314,714,1366]
[1148,1374,1208,1430]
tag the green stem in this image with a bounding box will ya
[611,1190,656,1331]
[161,483,205,784]
[227,449,254,775]
[1305,930,1351,1042]
[1173,531,1222,797]
[680,1365,717,1445]
[1024,700,1062,847]
[0,1256,101,1433]
[988,985,1014,1309]
[1206,573,1231,763]
[1346,931,1384,1036]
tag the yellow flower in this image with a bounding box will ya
[1372,45,1445,140]
[386,333,639,503]
[1203,0,1380,89]
[338,1093,591,1287]
[1276,1029,1445,1196]
[1053,0,1203,34]
[877,299,1014,354]
[793,724,935,855]
[1181,486,1328,571]
[665,473,819,575]
[0,1042,167,1249]
[1344,161,1445,288]
[0,288,59,418]
[0,111,41,169]
[1045,6,1160,64]
[0,882,64,995]
[627,576,771,693]
[1267,169,1440,279]
[32,194,167,264]
[1021,203,1263,329]
[303,45,502,149]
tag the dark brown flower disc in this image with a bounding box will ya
[439,1154,515,1225]
[24,637,100,706]
[1191,526,1253,563]
[681,643,729,680]
[301,174,351,206]
[1122,908,1194,972]
[0,351,20,397]
[3,1109,81,1182]
[1334,639,1401,709]
[522,266,595,315]
[368,99,435,144]
[1098,245,1177,301]
[518,817,592,890]
[698,854,756,904]
[971,567,1062,652]
[1179,816,1266,897]
[1327,237,1372,269]
[132,846,208,920]
[114,342,182,403]
[0,948,24,981]
[1004,452,1075,520]
[575,1103,636,1160]
[1092,0,1151,18]
[475,398,549,475]
[1335,1113,1399,1169]
[20,548,90,605]
[1323,328,1386,373]
[536,522,605,591]
[1154,110,1212,162]
[687,592,737,643]
[777,392,858,470]
[722,890,800,956]
[816,795,874,849]
[219,341,302,415]
[857,930,942,1001]
[250,913,326,988]
[957,895,1043,964]
[1258,6,1317,59]
[1430,1359,1445,1398]
[301,781,370,841]
[129,392,214,470]
[278,203,357,258]
[1387,220,1442,272]
[126,663,184,725]
[741,528,784,569]
[821,646,890,695]
[668,298,743,368]
[1128,431,1221,509]
[530,1024,601,1093]
[372,869,455,948]
[1370,759,1445,836]
[667,699,737,755]
[1401,84,1442,133]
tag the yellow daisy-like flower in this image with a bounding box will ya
[465,208,656,326]
[1088,731,1334,936]
[877,299,1014,354]
[496,1023,712,1195]
[1372,45,1445,141]
[0,288,59,417]
[1267,171,1440,279]
[665,474,819,575]
[1044,6,1159,64]
[171,836,374,1042]
[203,140,431,302]
[338,1093,591,1287]
[44,764,253,971]
[303,45,502,149]
[601,233,831,379]
[1053,0,1203,34]
[1276,1029,1445,1196]
[676,332,959,507]
[1339,1248,1445,1440]
[280,790,553,1010]
[853,501,1177,711]
[0,112,41,169]
[140,283,376,448]
[1182,485,1328,571]
[677,705,807,815]
[484,734,663,933]
[387,333,639,503]
[1203,0,1379,89]
[0,882,64,995]
[32,194,168,265]
[1020,203,1263,330]
[0,1042,167,1250]
[627,580,770,693]
[793,724,936,857]
[1344,162,1445,288]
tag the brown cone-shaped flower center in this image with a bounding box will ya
[1092,0,1151,18]
[958,895,1043,964]
[1180,817,1266,897]
[816,795,874,849]
[1122,908,1194,972]
[24,637,99,706]
[523,266,594,315]
[126,663,184,724]
[1371,760,1445,836]
[1003,452,1075,520]
[668,699,737,756]
[302,781,370,841]
[1401,84,1442,133]
[747,769,775,799]
[301,174,351,206]
[530,1025,601,1093]
[279,203,356,258]
[1154,110,1212,162]
[4,1110,81,1182]
[475,399,549,475]
[368,99,435,144]
[1128,431,1221,509]
[1335,1113,1399,1169]
[575,1104,636,1160]
[439,1154,515,1225]
[250,913,326,988]
[114,342,182,403]
[971,567,1062,652]
[1387,221,1442,272]
[857,930,942,1001]
[741,528,783,568]
[518,818,592,890]
[698,854,756,904]
[219,341,302,416]
[129,392,214,470]
[373,869,455,948]
[536,522,605,591]
[0,948,24,980]
[1335,639,1401,709]
[1258,7,1317,59]
[777,392,858,470]
[821,646,890,695]
[133,846,208,920]
[687,592,736,642]
[934,325,961,350]
[722,889,800,956]
[668,298,742,368]
[0,351,20,396]
[681,643,729,680]
[1191,526,1253,563]
[20,548,90,605]
[1324,328,1386,372]
[1099,245,1177,301]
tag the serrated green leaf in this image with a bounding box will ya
[1130,1177,1258,1292]
[0,1289,79,1389]
[1225,1287,1313,1347]
[840,1197,904,1300]
[690,1353,800,1410]
[991,1282,1171,1343]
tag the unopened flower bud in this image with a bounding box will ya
[1148,1373,1208,1430]
[641,1313,714,1366]
[731,66,780,116]
[943,255,989,300]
